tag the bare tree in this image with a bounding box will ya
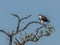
[0,14,55,45]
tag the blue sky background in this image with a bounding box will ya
[0,0,60,45]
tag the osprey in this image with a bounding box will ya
[39,14,50,24]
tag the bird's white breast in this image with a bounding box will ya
[39,16,42,19]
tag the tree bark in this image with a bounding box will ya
[9,35,12,45]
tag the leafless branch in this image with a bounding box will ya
[15,38,21,45]
[0,13,55,45]
[11,13,20,33]
[12,21,41,35]
[14,26,43,45]
[20,15,31,21]
[11,14,32,35]
[21,26,43,43]
[11,13,20,19]
[0,30,10,36]
[15,25,55,45]
[0,30,13,45]
[20,21,41,31]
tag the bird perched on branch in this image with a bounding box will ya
[39,14,50,25]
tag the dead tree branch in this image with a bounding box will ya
[14,26,43,45]
[11,13,20,33]
[0,14,32,45]
[0,14,55,45]
[0,30,10,36]
[0,14,42,45]
[20,15,31,21]
[11,13,32,35]
[15,38,22,45]
[20,21,41,31]
[0,30,13,45]
[14,25,55,45]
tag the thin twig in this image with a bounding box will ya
[0,30,10,36]
[11,14,32,35]
[12,21,41,35]
[11,13,20,32]
[15,38,21,45]
[20,15,31,21]
[11,13,20,19]
[20,26,43,44]
[20,21,41,31]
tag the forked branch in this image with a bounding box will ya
[11,13,31,34]
[0,30,10,36]
[14,25,55,45]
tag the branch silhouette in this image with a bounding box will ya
[0,14,32,45]
[14,25,54,45]
[0,14,55,45]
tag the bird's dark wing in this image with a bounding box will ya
[42,16,50,22]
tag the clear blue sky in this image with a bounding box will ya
[0,0,60,45]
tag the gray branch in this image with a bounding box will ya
[0,30,10,36]
[20,21,41,31]
[11,13,32,35]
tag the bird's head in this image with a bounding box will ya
[39,14,43,18]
